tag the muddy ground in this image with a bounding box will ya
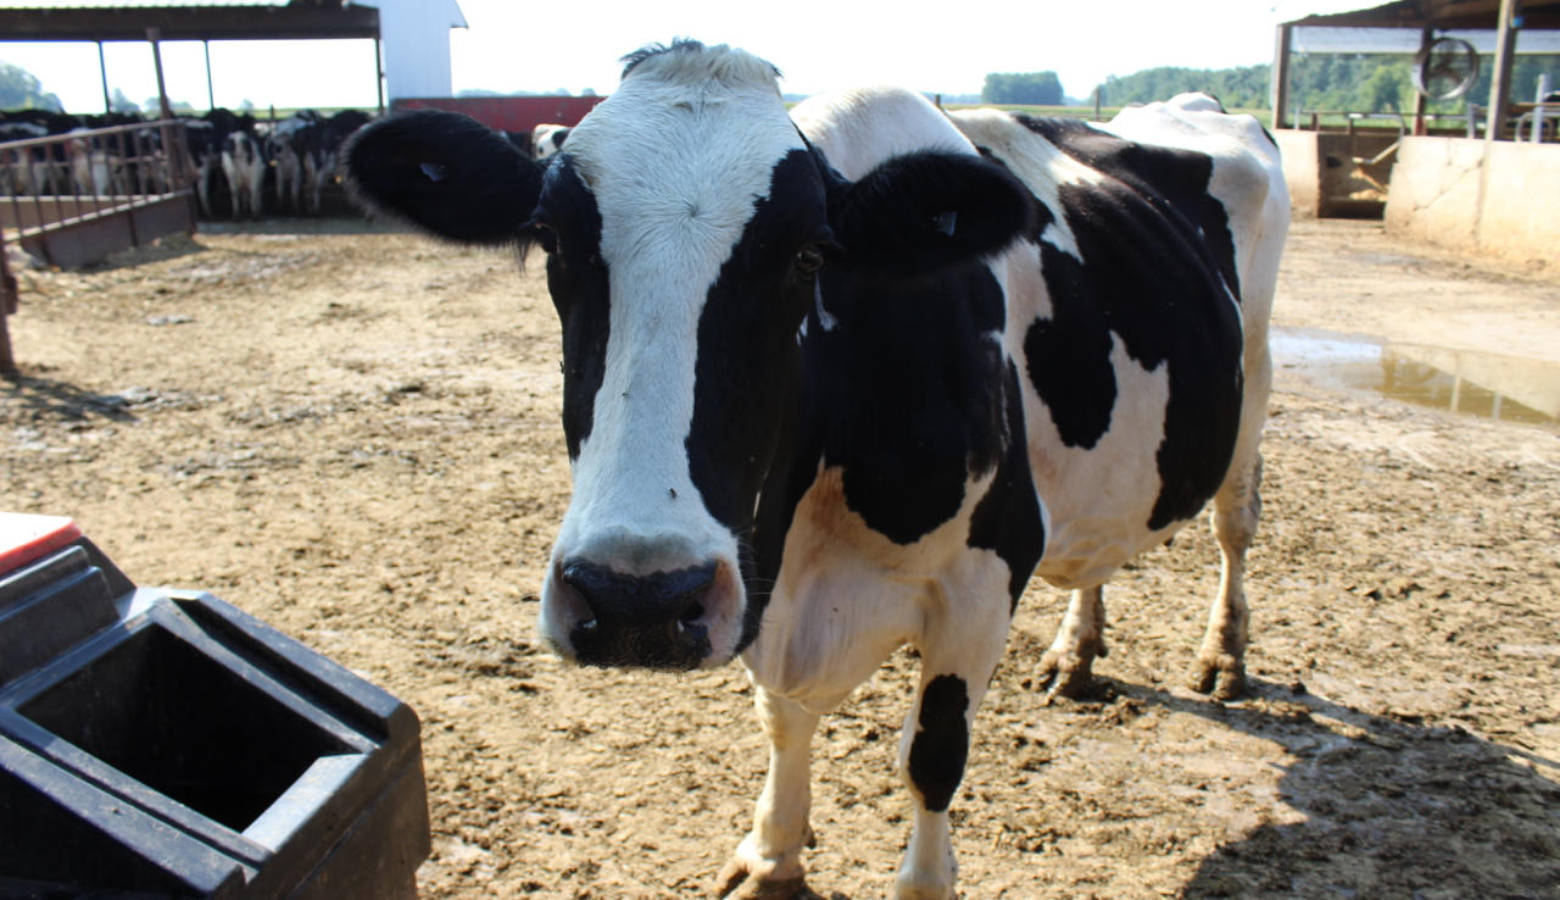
[4,218,1559,899]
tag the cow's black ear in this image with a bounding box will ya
[832,151,1035,275]
[342,110,545,245]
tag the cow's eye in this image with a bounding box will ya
[794,245,826,276]
[529,221,558,255]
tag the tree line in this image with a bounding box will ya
[983,53,1559,113]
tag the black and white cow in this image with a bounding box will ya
[529,122,570,160]
[344,41,1287,900]
[222,129,265,219]
[268,110,319,214]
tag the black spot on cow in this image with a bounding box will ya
[537,158,609,460]
[688,150,826,533]
[809,259,1009,546]
[967,362,1046,608]
[907,674,970,812]
[685,150,828,652]
[1017,116,1244,530]
[715,147,1034,653]
[1024,115,1240,302]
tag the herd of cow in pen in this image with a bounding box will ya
[0,106,569,221]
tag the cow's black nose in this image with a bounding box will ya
[560,560,717,669]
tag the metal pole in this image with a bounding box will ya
[1412,26,1432,136]
[375,36,386,115]
[1486,0,1521,142]
[0,229,17,376]
[98,41,112,114]
[204,40,215,111]
[147,28,173,120]
[1270,24,1292,130]
[1534,73,1551,143]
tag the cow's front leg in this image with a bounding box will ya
[895,575,1011,900]
[1035,585,1107,700]
[719,685,820,900]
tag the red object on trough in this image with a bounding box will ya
[392,95,605,133]
[0,513,83,575]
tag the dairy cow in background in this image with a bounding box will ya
[344,40,1286,900]
[268,110,319,214]
[222,128,265,219]
[309,110,372,212]
[267,109,371,214]
[529,122,569,160]
[0,119,56,196]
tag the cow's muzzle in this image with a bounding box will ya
[557,560,719,669]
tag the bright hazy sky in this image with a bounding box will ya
[1,0,1370,113]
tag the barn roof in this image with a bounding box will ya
[1285,0,1560,31]
[0,0,380,41]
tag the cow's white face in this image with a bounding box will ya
[341,40,1035,671]
[532,47,827,669]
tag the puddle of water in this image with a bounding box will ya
[1271,327,1560,428]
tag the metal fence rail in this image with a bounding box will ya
[1,119,196,268]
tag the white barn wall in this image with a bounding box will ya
[357,0,467,101]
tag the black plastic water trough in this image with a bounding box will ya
[0,514,430,898]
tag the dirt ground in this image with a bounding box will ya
[4,217,1559,899]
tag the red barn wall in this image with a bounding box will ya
[391,96,605,133]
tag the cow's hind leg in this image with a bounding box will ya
[719,685,820,900]
[895,559,1012,900]
[1189,453,1260,700]
[1189,341,1270,701]
[1035,585,1108,700]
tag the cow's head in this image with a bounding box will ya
[344,41,1032,670]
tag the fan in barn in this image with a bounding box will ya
[1413,36,1479,100]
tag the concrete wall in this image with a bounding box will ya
[1274,130,1319,217]
[1384,137,1560,266]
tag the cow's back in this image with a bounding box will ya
[950,100,1286,588]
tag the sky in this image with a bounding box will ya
[1,0,1379,113]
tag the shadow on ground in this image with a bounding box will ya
[196,215,406,237]
[2,372,142,424]
[1116,678,1560,898]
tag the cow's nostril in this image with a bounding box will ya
[679,602,705,624]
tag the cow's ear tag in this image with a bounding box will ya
[419,162,448,183]
[934,211,957,236]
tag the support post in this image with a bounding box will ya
[147,28,172,120]
[375,36,386,115]
[0,229,16,376]
[204,40,215,111]
[1534,73,1551,143]
[1412,26,1432,136]
[1271,24,1292,130]
[98,41,112,114]
[1486,0,1521,142]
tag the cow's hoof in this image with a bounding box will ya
[894,870,955,900]
[716,865,817,900]
[1035,646,1104,703]
[1188,655,1246,701]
